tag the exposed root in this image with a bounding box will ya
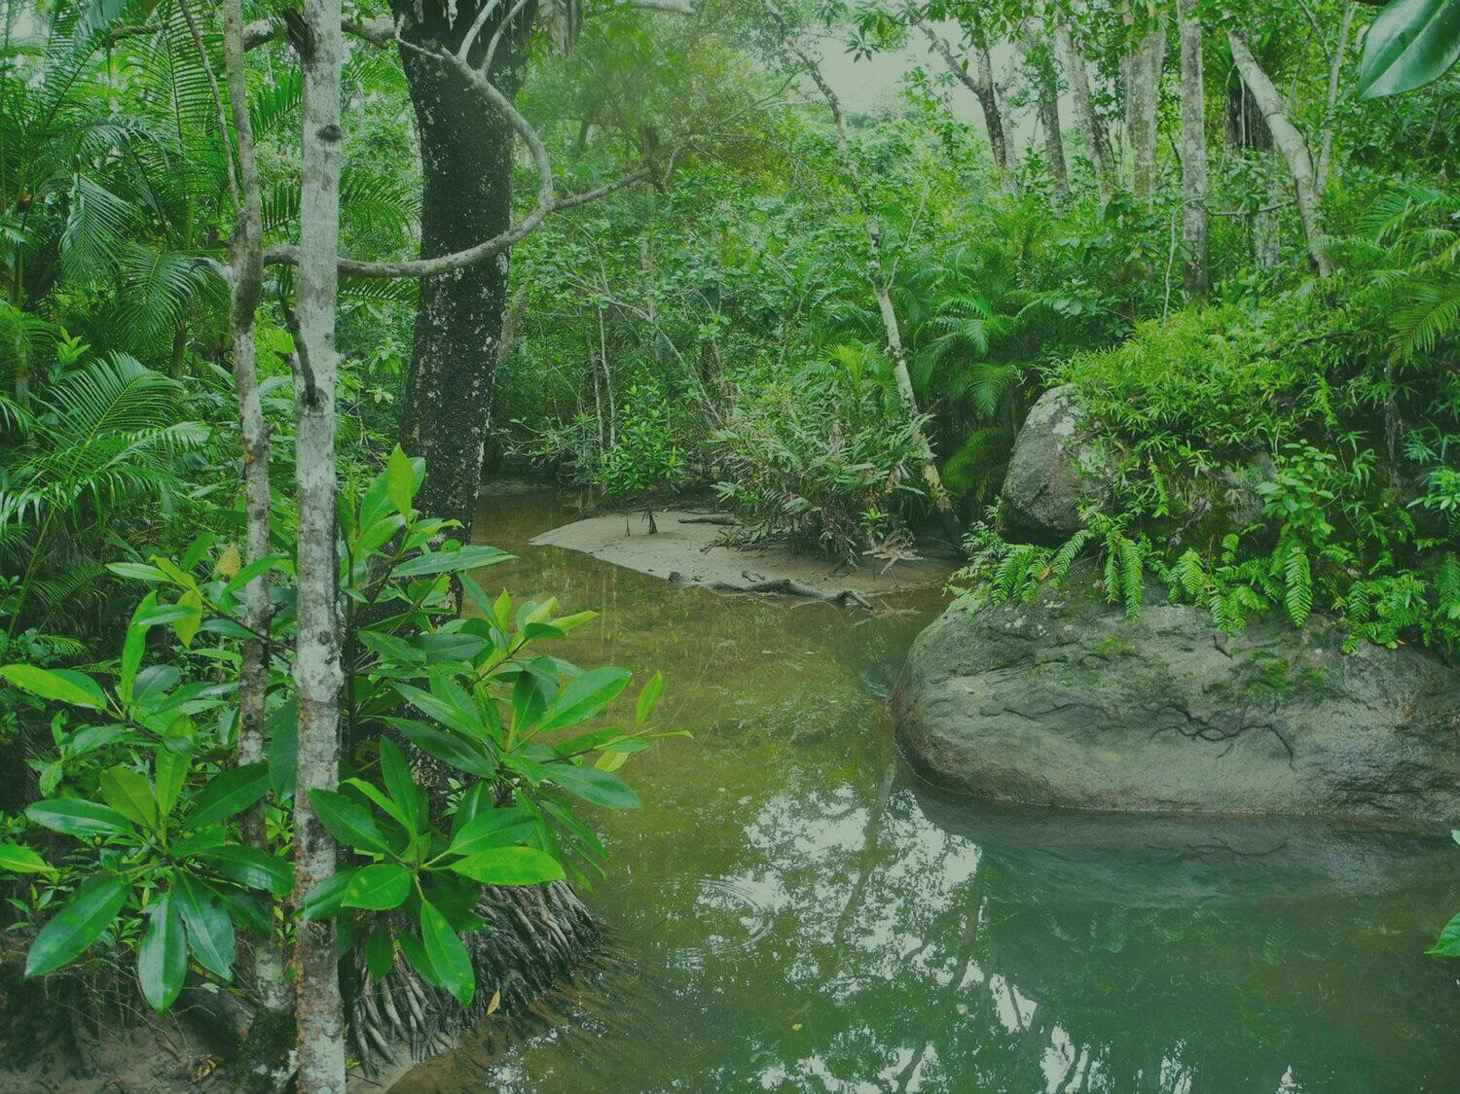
[345,877,599,1074]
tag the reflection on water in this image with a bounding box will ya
[393,490,1460,1094]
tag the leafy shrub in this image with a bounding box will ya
[708,374,930,563]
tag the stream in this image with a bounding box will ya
[392,489,1460,1093]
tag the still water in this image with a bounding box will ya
[397,489,1460,1093]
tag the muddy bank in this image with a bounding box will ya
[531,510,954,604]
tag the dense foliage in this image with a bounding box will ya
[0,0,1456,1087]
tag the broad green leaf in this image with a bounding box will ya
[26,798,135,837]
[0,665,107,710]
[397,930,443,987]
[268,701,297,800]
[137,893,186,1015]
[358,630,426,666]
[99,765,157,831]
[379,738,421,835]
[0,842,54,874]
[200,846,293,896]
[308,790,392,854]
[108,562,170,583]
[187,763,271,827]
[173,590,204,648]
[635,671,664,726]
[171,826,227,856]
[175,873,236,979]
[447,808,537,856]
[419,898,474,1006]
[392,546,513,578]
[25,876,129,976]
[341,864,411,910]
[365,927,395,980]
[299,870,354,921]
[154,748,191,819]
[1427,911,1460,956]
[539,668,631,732]
[448,847,564,885]
[342,778,415,836]
[387,719,497,778]
[131,603,197,627]
[1358,0,1460,99]
[120,593,158,705]
[385,445,417,515]
[547,764,641,810]
[222,555,289,596]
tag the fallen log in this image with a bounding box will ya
[667,570,874,609]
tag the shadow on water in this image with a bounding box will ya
[390,488,1460,1093]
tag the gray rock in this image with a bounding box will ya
[1000,384,1116,545]
[890,564,1460,825]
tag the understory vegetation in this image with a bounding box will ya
[0,0,1456,1088]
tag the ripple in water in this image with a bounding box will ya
[649,874,774,970]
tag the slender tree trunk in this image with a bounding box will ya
[221,0,290,1035]
[392,1,532,536]
[787,36,950,510]
[918,23,1010,184]
[1177,0,1208,299]
[1128,14,1166,201]
[291,0,347,1088]
[1316,2,1356,198]
[1227,31,1331,276]
[1056,22,1112,199]
[1030,33,1069,202]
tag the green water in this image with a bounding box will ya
[400,490,1460,1093]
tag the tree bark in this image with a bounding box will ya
[291,0,348,1088]
[1127,13,1166,201]
[221,0,290,1036]
[1177,0,1208,299]
[1029,32,1069,202]
[918,23,1010,183]
[1056,22,1112,199]
[1316,2,1356,198]
[392,1,534,534]
[1227,31,1331,277]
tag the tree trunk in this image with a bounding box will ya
[784,33,950,510]
[221,0,290,1048]
[1128,14,1166,201]
[1056,22,1112,199]
[1316,2,1356,198]
[1033,36,1068,203]
[919,23,1010,184]
[1177,0,1208,299]
[291,0,348,1089]
[393,1,532,535]
[1227,31,1331,277]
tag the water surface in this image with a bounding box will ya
[397,489,1460,1093]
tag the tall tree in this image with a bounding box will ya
[1056,18,1114,200]
[1228,30,1332,277]
[390,0,535,532]
[1023,23,1070,201]
[1126,5,1166,201]
[289,0,349,1085]
[762,2,952,513]
[916,18,1012,182]
[1177,0,1208,298]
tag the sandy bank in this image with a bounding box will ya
[530,510,954,606]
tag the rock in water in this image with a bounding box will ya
[890,565,1460,824]
[999,384,1116,545]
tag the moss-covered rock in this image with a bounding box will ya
[891,562,1460,824]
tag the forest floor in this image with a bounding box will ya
[532,509,954,603]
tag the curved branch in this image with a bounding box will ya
[263,30,659,280]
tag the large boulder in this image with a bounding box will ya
[890,565,1460,825]
[1000,384,1116,545]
